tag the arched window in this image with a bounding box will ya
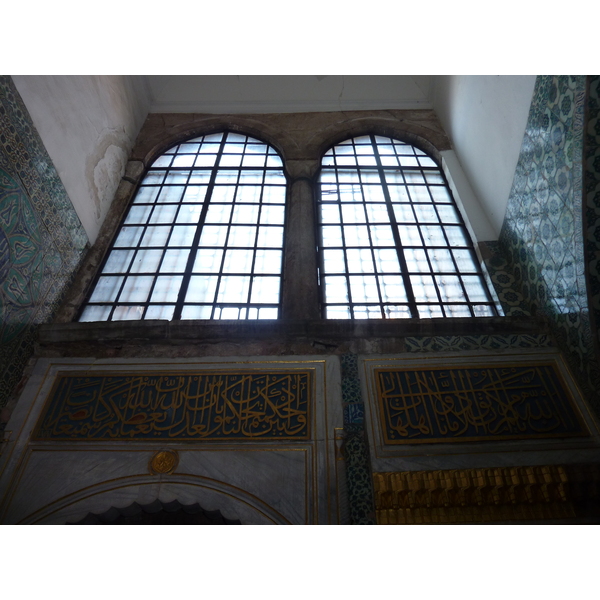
[317,134,499,319]
[79,132,287,322]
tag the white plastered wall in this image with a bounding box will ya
[433,75,537,239]
[11,75,536,245]
[440,150,496,243]
[12,76,151,244]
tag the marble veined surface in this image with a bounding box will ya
[0,356,343,524]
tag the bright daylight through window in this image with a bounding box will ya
[79,132,287,322]
[317,135,499,319]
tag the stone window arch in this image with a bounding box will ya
[316,134,499,319]
[78,130,287,322]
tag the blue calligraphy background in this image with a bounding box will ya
[34,371,311,440]
[376,365,587,443]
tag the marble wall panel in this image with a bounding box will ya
[360,351,600,475]
[0,356,343,525]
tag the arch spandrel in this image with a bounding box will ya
[132,110,451,182]
[311,118,451,168]
[133,115,298,175]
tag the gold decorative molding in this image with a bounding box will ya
[373,465,587,524]
[149,450,179,475]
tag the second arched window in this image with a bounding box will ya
[317,134,499,319]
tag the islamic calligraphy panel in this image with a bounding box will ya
[33,370,312,441]
[375,364,588,444]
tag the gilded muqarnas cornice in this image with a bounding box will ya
[373,464,600,524]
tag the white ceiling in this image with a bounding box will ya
[144,75,434,114]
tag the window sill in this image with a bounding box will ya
[38,316,543,346]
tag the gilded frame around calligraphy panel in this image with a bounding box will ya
[32,369,314,442]
[361,351,599,455]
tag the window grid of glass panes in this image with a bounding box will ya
[78,132,287,322]
[318,134,499,319]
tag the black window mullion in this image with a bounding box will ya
[438,233,475,318]
[355,148,384,319]
[315,135,499,322]
[211,231,231,319]
[335,167,355,317]
[172,132,229,320]
[79,131,285,323]
[315,174,328,315]
[403,190,447,317]
[370,134,419,319]
[211,155,245,319]
[107,191,163,321]
[396,150,452,316]
[141,164,194,320]
[422,182,472,316]
[244,147,268,319]
[319,166,354,317]
[429,171,497,316]
[106,276,126,322]
[433,167,493,310]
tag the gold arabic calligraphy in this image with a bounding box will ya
[35,371,311,440]
[376,365,584,443]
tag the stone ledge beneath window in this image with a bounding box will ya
[38,316,543,346]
